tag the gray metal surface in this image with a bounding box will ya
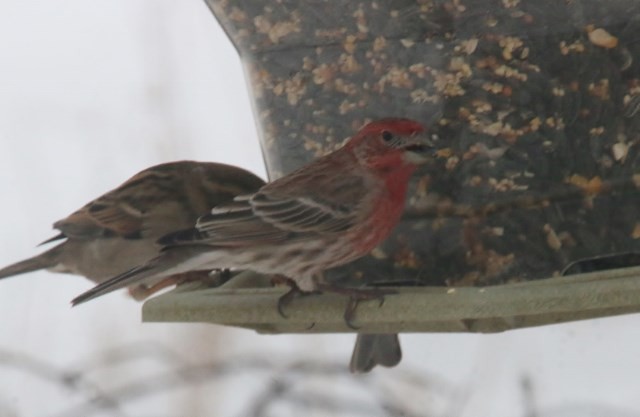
[142,267,640,334]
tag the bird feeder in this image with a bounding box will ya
[144,0,640,333]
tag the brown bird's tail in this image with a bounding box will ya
[350,333,402,373]
[0,244,64,280]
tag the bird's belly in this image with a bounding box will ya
[206,239,357,291]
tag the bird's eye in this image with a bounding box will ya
[381,130,394,142]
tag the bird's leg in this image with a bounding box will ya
[315,284,397,329]
[271,275,320,318]
[272,276,300,318]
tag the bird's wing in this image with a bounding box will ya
[52,168,165,239]
[51,161,265,241]
[53,199,142,239]
[250,192,356,233]
[159,161,370,248]
[252,155,370,232]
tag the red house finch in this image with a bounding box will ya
[0,161,265,299]
[71,118,435,306]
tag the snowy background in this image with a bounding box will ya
[1,1,640,416]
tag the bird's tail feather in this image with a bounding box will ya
[71,247,208,306]
[350,333,402,373]
[0,244,63,280]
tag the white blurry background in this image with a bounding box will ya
[1,1,640,417]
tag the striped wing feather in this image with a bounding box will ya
[165,158,370,248]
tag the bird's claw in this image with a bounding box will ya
[272,275,319,318]
[316,284,396,329]
[271,275,300,318]
[277,285,301,318]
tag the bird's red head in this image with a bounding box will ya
[357,118,426,138]
[346,118,434,171]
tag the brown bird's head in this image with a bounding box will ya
[346,118,435,171]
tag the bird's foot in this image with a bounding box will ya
[271,275,319,318]
[315,284,397,330]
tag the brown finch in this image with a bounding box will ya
[0,161,265,299]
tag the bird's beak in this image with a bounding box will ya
[401,132,436,164]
